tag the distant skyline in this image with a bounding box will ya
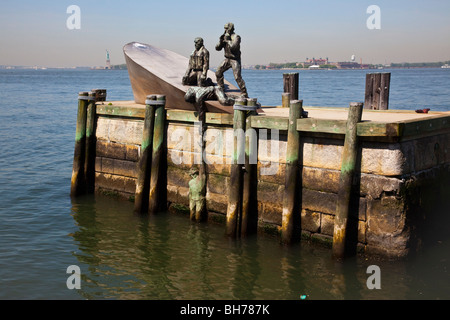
[1,0,449,68]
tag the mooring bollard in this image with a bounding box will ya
[241,98,259,237]
[148,95,167,214]
[281,100,303,244]
[226,98,247,237]
[70,92,90,197]
[84,91,97,194]
[332,102,364,259]
[134,95,156,214]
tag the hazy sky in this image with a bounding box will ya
[1,0,449,68]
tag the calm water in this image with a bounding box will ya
[0,68,449,300]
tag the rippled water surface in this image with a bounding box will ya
[0,68,449,300]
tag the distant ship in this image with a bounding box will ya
[441,64,450,69]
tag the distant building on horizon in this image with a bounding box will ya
[298,57,329,68]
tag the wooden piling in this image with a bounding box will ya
[282,92,291,109]
[134,95,156,214]
[70,92,89,197]
[226,98,247,237]
[148,95,167,214]
[365,73,390,110]
[241,98,259,237]
[332,102,364,259]
[281,100,303,244]
[283,73,299,100]
[84,91,97,194]
[91,89,107,102]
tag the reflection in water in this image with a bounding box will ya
[70,195,450,300]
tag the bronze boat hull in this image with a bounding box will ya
[123,42,241,114]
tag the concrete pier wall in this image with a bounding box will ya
[92,104,450,258]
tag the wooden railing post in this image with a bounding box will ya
[332,102,364,259]
[281,100,303,244]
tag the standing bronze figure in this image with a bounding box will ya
[215,23,248,98]
[182,37,212,87]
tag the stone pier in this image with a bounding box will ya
[85,100,450,259]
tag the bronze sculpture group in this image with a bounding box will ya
[183,23,248,108]
[183,23,249,222]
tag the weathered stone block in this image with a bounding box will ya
[257,161,283,178]
[302,166,340,194]
[301,137,411,176]
[97,157,137,178]
[113,159,138,178]
[103,157,116,175]
[366,195,409,256]
[260,202,282,225]
[319,213,366,244]
[206,173,229,195]
[95,157,102,172]
[167,166,190,188]
[413,134,449,171]
[126,145,140,162]
[205,162,231,176]
[204,126,233,157]
[361,142,407,176]
[301,209,320,233]
[167,123,193,151]
[321,213,334,236]
[97,140,127,160]
[108,118,143,145]
[302,137,343,171]
[302,188,366,220]
[359,174,403,199]
[204,154,232,167]
[257,181,284,205]
[95,172,136,194]
[206,192,228,213]
[177,186,190,207]
[167,150,196,168]
[302,188,337,215]
[258,162,285,184]
[95,117,110,141]
[258,133,287,164]
[167,185,178,203]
